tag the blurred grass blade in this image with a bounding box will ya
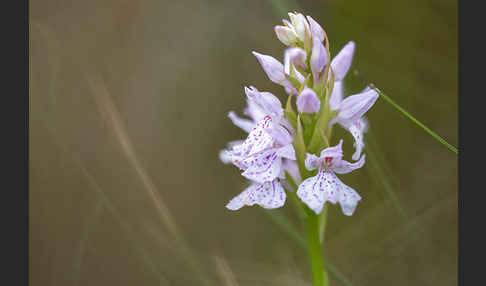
[87,75,213,286]
[40,121,170,284]
[364,130,407,218]
[353,70,457,154]
[264,210,306,247]
[213,255,240,286]
[72,199,104,286]
[374,86,458,154]
[88,75,181,240]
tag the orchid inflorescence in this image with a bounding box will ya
[220,12,378,216]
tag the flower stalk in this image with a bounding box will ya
[305,208,329,286]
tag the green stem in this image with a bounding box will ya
[306,211,329,286]
[375,87,458,154]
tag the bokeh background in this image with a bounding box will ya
[30,0,457,285]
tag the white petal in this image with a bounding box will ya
[226,180,286,210]
[241,148,283,184]
[219,149,233,164]
[244,98,266,123]
[275,25,298,46]
[227,140,244,148]
[296,170,361,216]
[336,177,361,216]
[265,124,293,146]
[348,117,368,160]
[228,116,274,169]
[228,111,254,133]
[276,144,296,160]
[296,170,340,214]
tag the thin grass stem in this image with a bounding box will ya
[353,70,458,154]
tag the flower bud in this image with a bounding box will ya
[288,12,310,43]
[275,25,298,46]
[306,15,325,42]
[310,37,328,84]
[252,51,286,85]
[296,88,320,114]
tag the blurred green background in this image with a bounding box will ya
[30,0,457,285]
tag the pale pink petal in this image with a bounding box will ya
[330,41,355,81]
[265,125,293,146]
[296,170,340,214]
[228,111,254,133]
[319,139,344,161]
[226,180,286,210]
[245,86,283,120]
[336,89,378,128]
[332,155,366,174]
[304,153,323,171]
[329,81,344,111]
[241,148,283,184]
[244,98,267,123]
[252,51,293,90]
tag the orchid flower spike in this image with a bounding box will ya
[296,140,365,215]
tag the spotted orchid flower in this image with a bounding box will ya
[224,117,294,210]
[296,140,365,215]
[222,87,296,180]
